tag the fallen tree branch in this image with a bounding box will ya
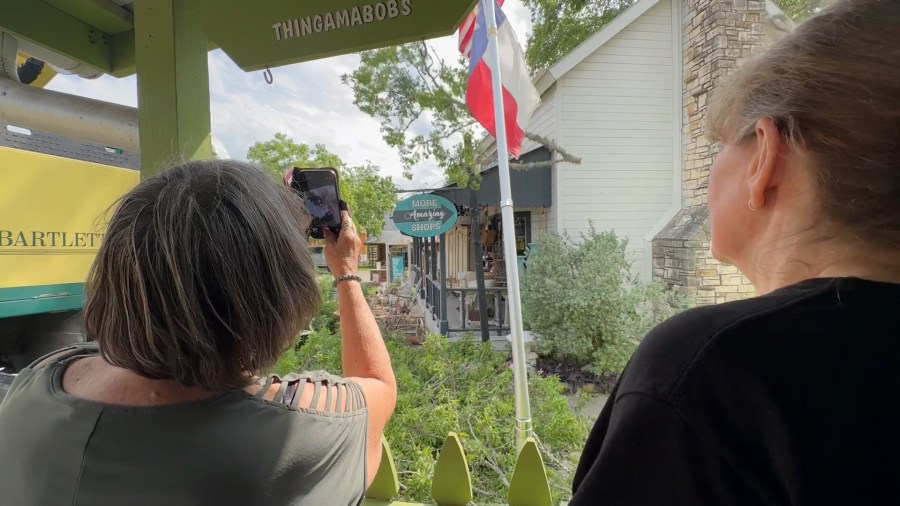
[523,132,583,166]
[467,417,511,489]
[478,131,583,171]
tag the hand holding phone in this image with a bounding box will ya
[323,209,362,278]
[285,168,342,239]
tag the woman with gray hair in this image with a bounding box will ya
[0,160,396,505]
[571,0,900,504]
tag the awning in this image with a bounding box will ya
[367,230,412,246]
[432,147,553,209]
[368,212,413,245]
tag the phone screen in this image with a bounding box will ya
[290,168,341,238]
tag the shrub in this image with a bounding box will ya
[522,226,691,377]
[275,332,588,504]
[313,276,340,335]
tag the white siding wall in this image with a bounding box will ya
[546,164,559,234]
[556,0,680,279]
[484,87,559,233]
[525,86,558,234]
[520,85,557,155]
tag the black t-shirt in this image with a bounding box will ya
[570,277,900,506]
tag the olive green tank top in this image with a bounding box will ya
[0,344,369,506]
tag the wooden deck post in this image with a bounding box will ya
[438,233,448,335]
[133,0,212,177]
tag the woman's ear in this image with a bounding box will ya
[748,117,784,210]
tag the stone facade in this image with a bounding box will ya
[652,207,757,305]
[653,0,793,304]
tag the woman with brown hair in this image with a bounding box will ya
[571,0,900,504]
[0,160,396,505]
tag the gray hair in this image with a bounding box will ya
[85,160,320,390]
[708,0,900,248]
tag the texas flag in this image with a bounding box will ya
[464,0,541,158]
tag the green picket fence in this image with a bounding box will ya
[362,433,554,506]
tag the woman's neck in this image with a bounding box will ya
[63,356,219,406]
[742,236,900,295]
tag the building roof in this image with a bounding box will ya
[368,212,412,246]
[535,0,663,94]
[479,0,792,156]
[538,0,790,94]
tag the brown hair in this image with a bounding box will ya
[84,160,320,390]
[708,0,900,248]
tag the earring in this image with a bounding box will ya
[748,199,762,211]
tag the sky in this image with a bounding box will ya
[45,1,533,189]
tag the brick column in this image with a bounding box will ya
[653,0,791,304]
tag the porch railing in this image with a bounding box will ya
[417,267,511,338]
[362,433,554,506]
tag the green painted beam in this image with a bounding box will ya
[200,0,479,72]
[110,29,136,77]
[0,283,85,319]
[133,0,212,176]
[0,0,113,72]
[43,0,134,35]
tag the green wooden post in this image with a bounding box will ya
[431,433,473,505]
[366,437,401,501]
[507,438,553,506]
[133,0,212,177]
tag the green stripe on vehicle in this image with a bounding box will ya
[0,283,85,318]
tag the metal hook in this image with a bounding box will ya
[263,66,273,85]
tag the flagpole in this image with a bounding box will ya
[480,0,533,453]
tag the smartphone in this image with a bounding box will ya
[288,168,342,239]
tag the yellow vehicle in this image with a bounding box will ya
[0,52,225,380]
[0,128,139,374]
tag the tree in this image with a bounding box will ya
[343,41,582,187]
[342,43,480,186]
[246,133,343,181]
[246,133,397,236]
[775,0,831,20]
[343,1,622,187]
[343,0,818,185]
[523,0,635,73]
[522,0,823,72]
[340,163,398,239]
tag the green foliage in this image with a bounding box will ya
[341,0,818,185]
[273,278,338,377]
[276,331,587,503]
[522,0,827,72]
[363,283,379,299]
[341,43,480,186]
[522,227,691,376]
[312,276,341,336]
[340,2,635,185]
[523,0,635,73]
[246,133,397,236]
[341,163,399,238]
[247,133,344,180]
[775,0,831,20]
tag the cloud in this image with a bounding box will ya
[43,0,532,191]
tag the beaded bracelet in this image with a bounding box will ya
[333,274,362,288]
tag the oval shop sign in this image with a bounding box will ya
[392,194,458,237]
